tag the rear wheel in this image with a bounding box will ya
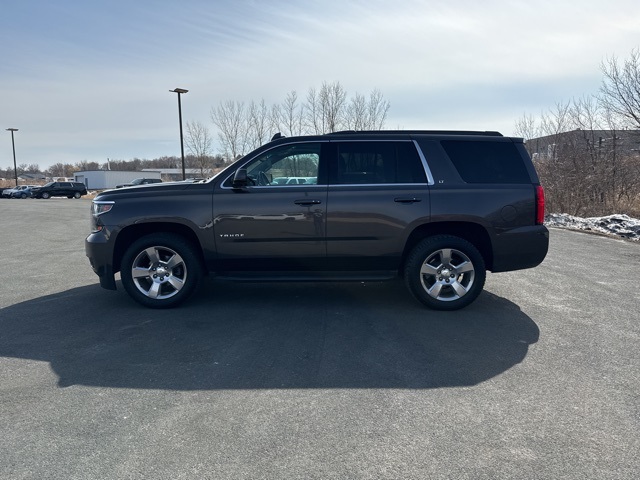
[120,233,202,308]
[73,192,81,199]
[404,235,486,310]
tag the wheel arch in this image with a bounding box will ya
[401,222,494,271]
[113,222,205,275]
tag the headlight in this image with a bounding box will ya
[91,201,114,216]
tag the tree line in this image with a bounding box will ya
[0,155,226,181]
[208,81,390,161]
[515,47,640,218]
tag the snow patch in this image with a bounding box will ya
[546,213,640,241]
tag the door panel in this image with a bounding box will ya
[326,185,429,270]
[213,186,327,270]
[212,142,327,271]
[325,140,431,271]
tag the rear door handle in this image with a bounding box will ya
[294,199,322,206]
[394,197,421,204]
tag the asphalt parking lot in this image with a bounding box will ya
[1,199,639,479]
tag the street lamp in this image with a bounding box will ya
[6,128,18,187]
[170,88,188,180]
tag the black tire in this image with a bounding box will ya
[73,192,81,199]
[41,192,50,199]
[120,233,203,308]
[404,235,486,311]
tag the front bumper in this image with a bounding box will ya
[85,231,117,290]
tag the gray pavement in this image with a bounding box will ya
[1,199,638,479]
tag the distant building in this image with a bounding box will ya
[18,173,46,182]
[74,170,162,190]
[525,129,640,161]
[142,168,213,181]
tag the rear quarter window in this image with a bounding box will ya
[440,140,530,184]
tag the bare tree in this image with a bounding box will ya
[246,99,272,150]
[367,89,391,130]
[524,94,640,217]
[272,90,305,137]
[48,163,70,177]
[540,101,572,138]
[211,101,247,161]
[185,120,214,176]
[210,82,391,159]
[305,81,347,134]
[600,48,640,129]
[345,89,390,130]
[305,87,322,134]
[345,92,368,130]
[514,113,539,140]
[320,81,347,132]
[75,160,101,171]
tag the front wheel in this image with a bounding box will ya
[41,192,51,199]
[120,233,203,308]
[404,235,486,311]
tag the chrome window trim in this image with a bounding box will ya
[223,184,327,190]
[328,183,429,188]
[412,140,435,185]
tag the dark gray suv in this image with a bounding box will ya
[33,181,87,199]
[86,131,548,310]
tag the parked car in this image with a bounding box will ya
[11,186,38,199]
[115,178,163,188]
[270,176,316,185]
[86,130,549,310]
[2,186,20,198]
[32,182,87,199]
[2,185,37,199]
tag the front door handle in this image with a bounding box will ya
[294,199,322,206]
[394,197,421,204]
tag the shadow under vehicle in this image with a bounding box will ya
[0,280,538,391]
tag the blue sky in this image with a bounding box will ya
[2,0,639,170]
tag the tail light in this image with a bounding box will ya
[535,186,545,225]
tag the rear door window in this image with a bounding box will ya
[332,141,427,185]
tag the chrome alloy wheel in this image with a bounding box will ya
[130,246,187,299]
[419,248,475,302]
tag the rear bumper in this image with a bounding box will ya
[491,225,549,272]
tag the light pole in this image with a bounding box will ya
[170,88,188,180]
[6,128,18,187]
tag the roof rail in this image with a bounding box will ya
[326,130,503,137]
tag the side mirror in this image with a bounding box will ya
[232,169,248,189]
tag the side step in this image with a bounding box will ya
[214,271,398,282]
